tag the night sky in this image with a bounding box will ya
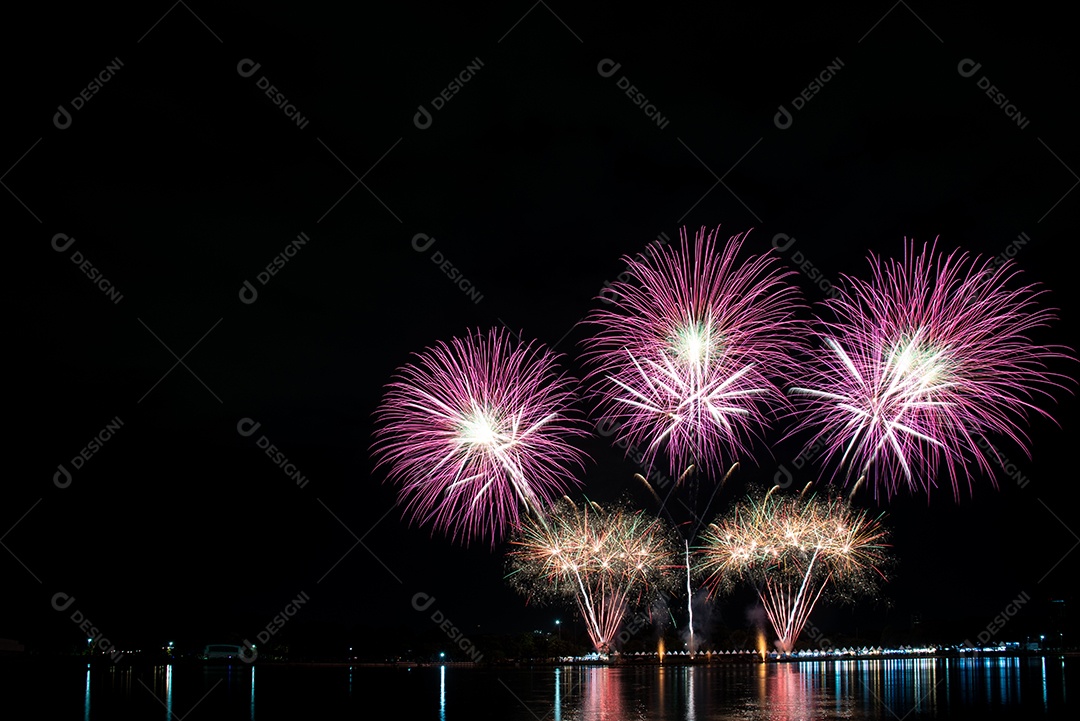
[4,3,1077,657]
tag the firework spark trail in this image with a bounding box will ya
[372,327,589,546]
[582,225,806,479]
[767,550,831,653]
[638,459,740,655]
[507,498,678,653]
[697,490,890,653]
[508,500,607,649]
[566,502,607,649]
[790,239,1073,499]
[685,540,695,656]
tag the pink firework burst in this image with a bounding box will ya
[789,238,1073,500]
[372,327,589,546]
[582,226,805,478]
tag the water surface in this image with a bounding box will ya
[1,656,1070,719]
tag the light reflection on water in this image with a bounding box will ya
[544,657,1068,720]
[554,666,562,721]
[439,664,446,721]
[49,655,1073,720]
[84,664,91,721]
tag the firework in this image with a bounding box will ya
[582,225,805,479]
[506,498,678,653]
[372,327,589,546]
[789,239,1072,499]
[697,488,890,653]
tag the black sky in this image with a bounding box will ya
[4,3,1078,655]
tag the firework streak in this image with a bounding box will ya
[697,488,890,653]
[506,498,678,653]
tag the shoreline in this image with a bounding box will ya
[2,649,1074,668]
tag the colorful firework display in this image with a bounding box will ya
[506,498,679,653]
[789,240,1072,499]
[372,327,589,546]
[697,488,890,653]
[369,228,1071,658]
[582,226,805,478]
